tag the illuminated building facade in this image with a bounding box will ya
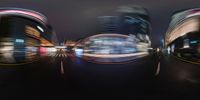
[0,8,57,64]
[74,6,151,63]
[83,34,138,54]
[165,8,200,61]
[74,33,149,63]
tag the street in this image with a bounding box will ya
[0,50,159,99]
[157,53,200,100]
[1,51,200,99]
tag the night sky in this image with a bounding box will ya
[0,0,200,47]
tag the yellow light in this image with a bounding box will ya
[25,25,40,39]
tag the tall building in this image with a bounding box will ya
[98,6,151,36]
[97,6,151,44]
[118,6,151,44]
[98,16,119,33]
[118,6,150,35]
[165,8,200,62]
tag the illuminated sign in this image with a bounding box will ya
[37,26,44,32]
[15,39,24,43]
[25,26,40,39]
[183,39,190,48]
[190,40,198,44]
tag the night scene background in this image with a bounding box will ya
[0,0,200,100]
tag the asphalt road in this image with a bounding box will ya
[2,51,200,99]
[62,52,159,99]
[157,53,200,100]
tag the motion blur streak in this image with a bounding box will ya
[165,8,200,63]
[0,8,58,64]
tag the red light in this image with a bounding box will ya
[39,47,47,53]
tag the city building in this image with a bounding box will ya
[98,6,151,46]
[74,6,152,63]
[165,8,200,61]
[0,8,58,63]
[74,33,149,63]
[118,6,151,35]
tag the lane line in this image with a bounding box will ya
[60,60,64,74]
[155,62,160,76]
[173,55,200,65]
[53,53,56,57]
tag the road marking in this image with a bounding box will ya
[53,53,56,56]
[173,55,200,65]
[155,62,160,76]
[53,53,68,58]
[60,60,64,74]
[50,53,54,57]
[55,54,58,57]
